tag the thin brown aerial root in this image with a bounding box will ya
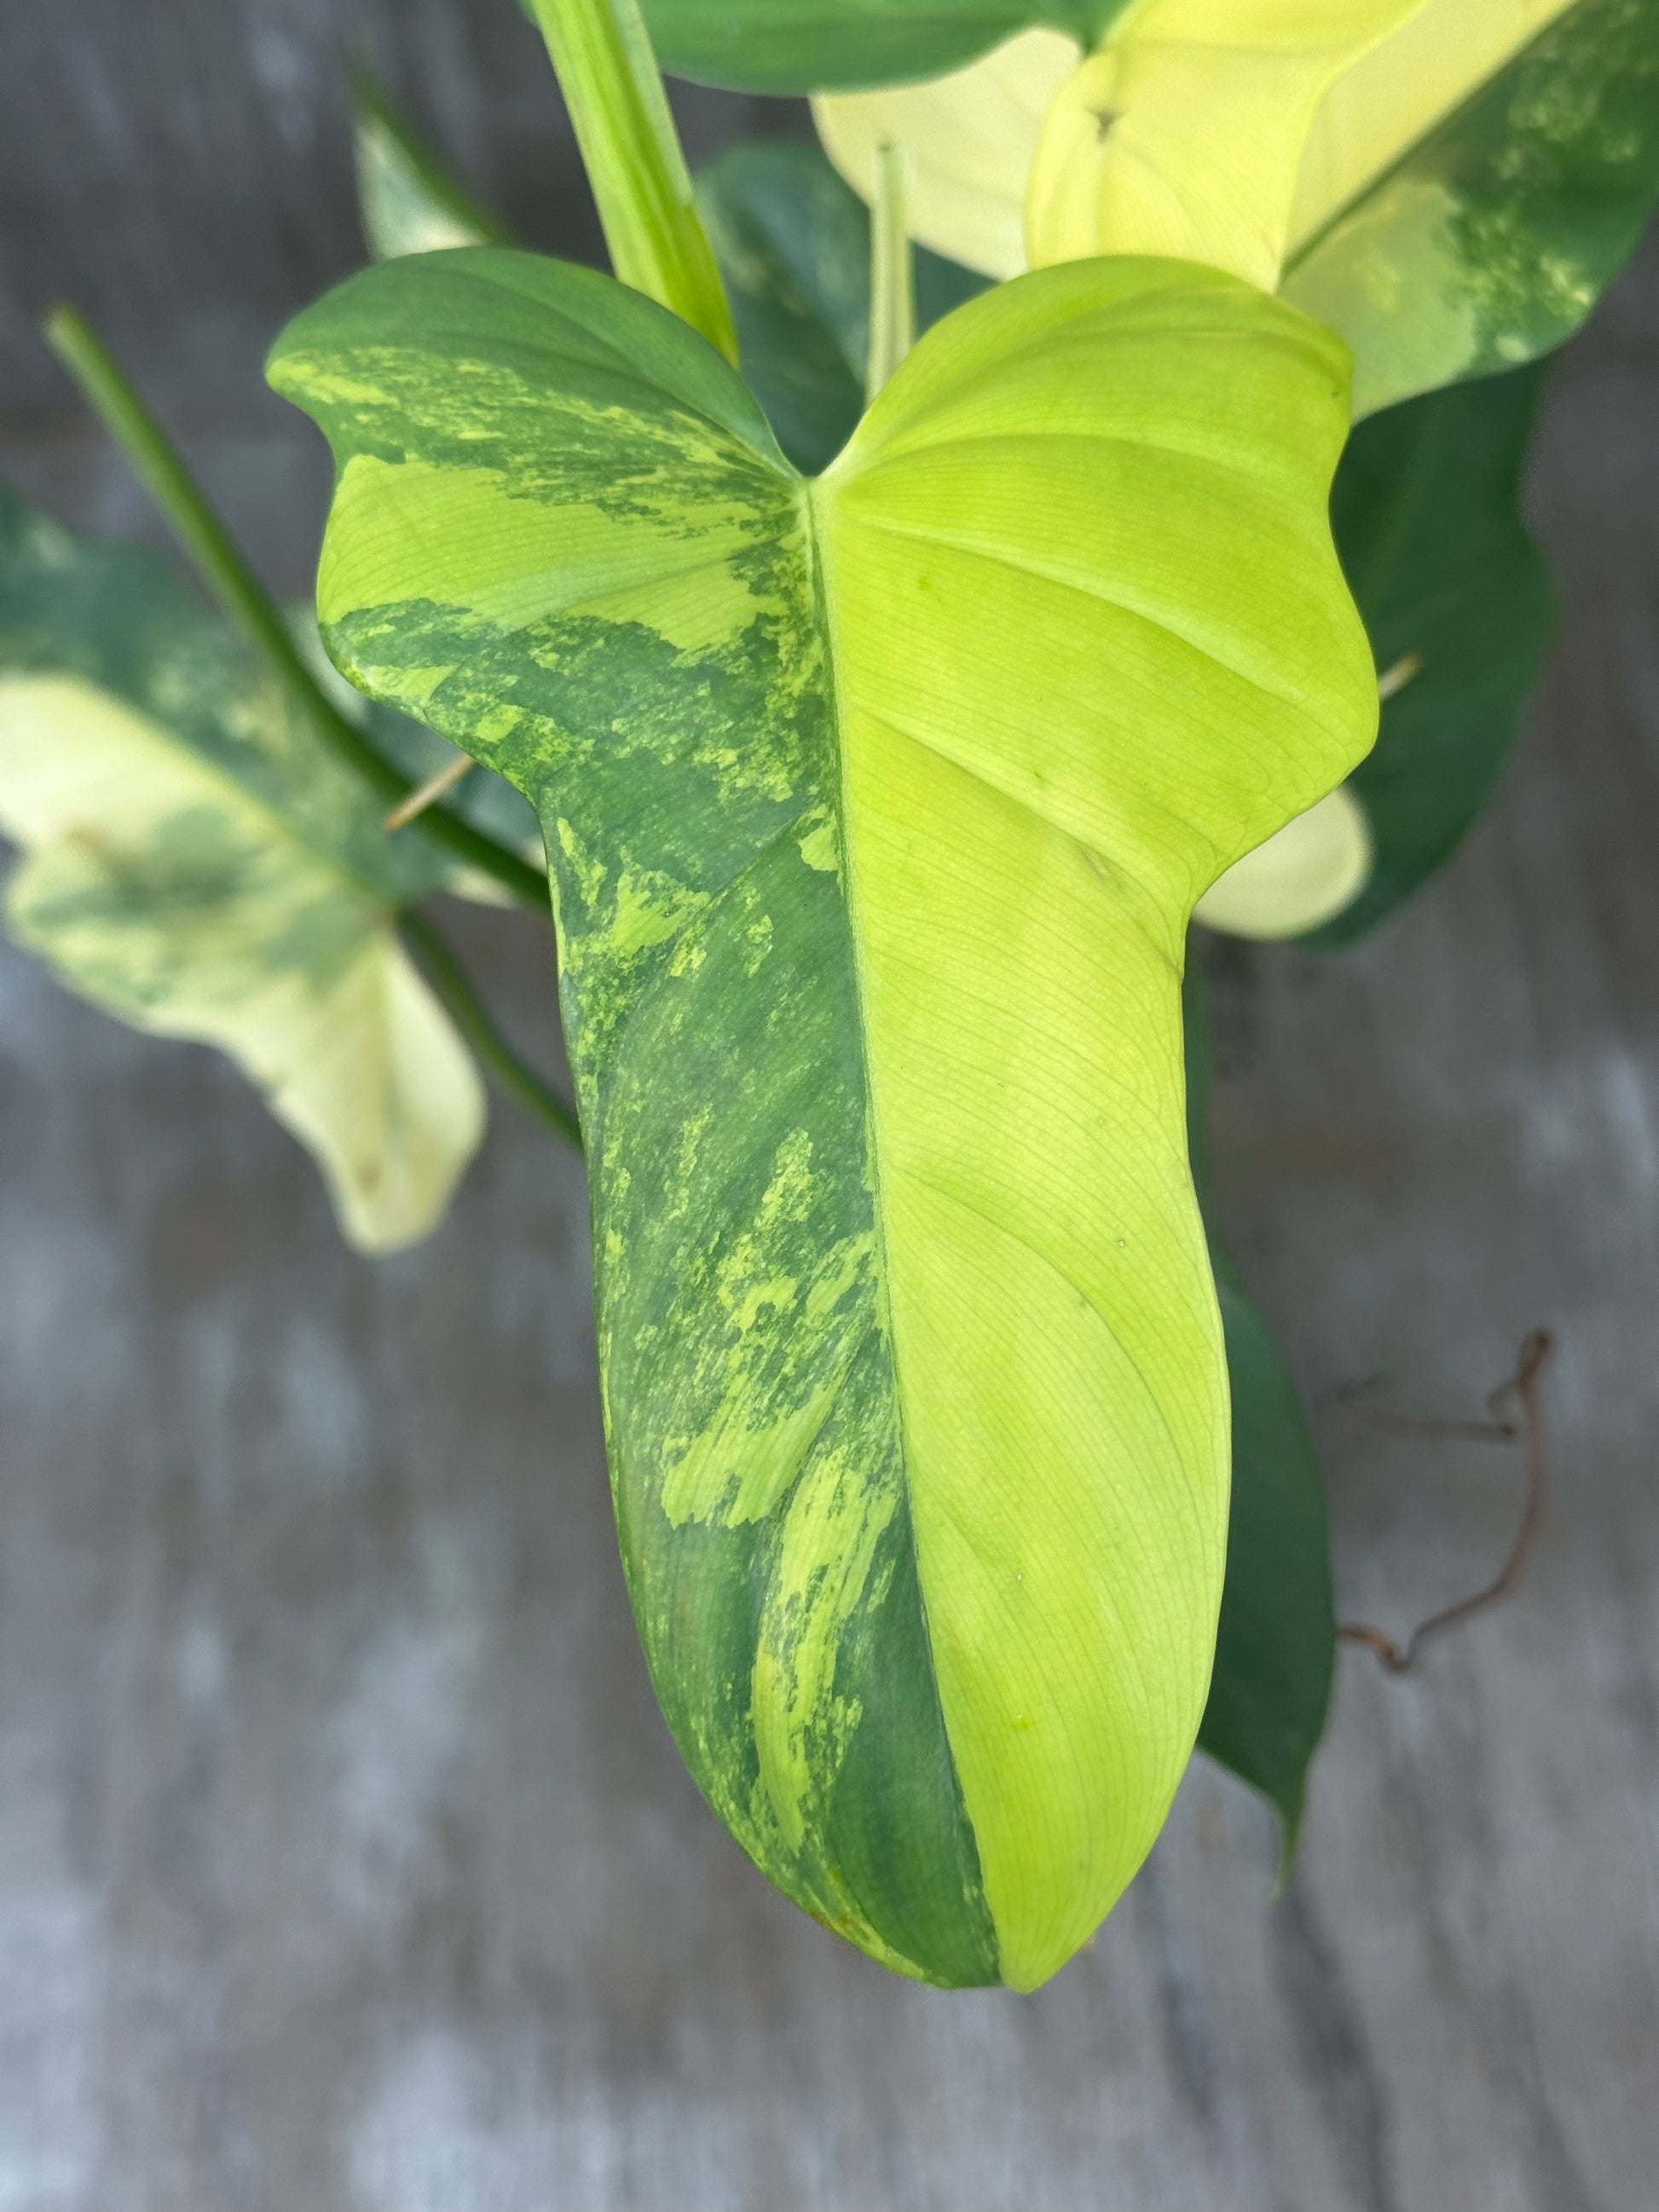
[1337,1327,1554,1675]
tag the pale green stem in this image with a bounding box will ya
[400,910,583,1152]
[1376,649,1424,703]
[866,142,916,402]
[529,0,737,364]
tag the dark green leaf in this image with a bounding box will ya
[1310,362,1555,947]
[639,0,1119,94]
[1185,954,1335,1852]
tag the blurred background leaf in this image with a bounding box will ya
[1186,955,1336,1852]
[353,77,511,262]
[0,483,488,1250]
[1312,361,1555,948]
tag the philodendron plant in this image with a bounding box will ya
[3,0,1653,1988]
[789,0,1659,923]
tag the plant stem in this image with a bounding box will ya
[866,142,916,401]
[385,752,476,831]
[43,303,550,915]
[529,0,737,364]
[399,908,583,1152]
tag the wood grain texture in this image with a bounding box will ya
[3,3,1658,2203]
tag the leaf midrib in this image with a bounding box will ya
[800,466,1000,1970]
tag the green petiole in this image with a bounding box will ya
[399,908,583,1152]
[528,0,737,363]
[866,141,916,401]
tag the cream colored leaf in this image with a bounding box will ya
[1026,0,1434,288]
[355,102,499,260]
[813,29,1078,279]
[0,674,484,1251]
[1191,784,1372,938]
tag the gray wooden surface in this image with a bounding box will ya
[3,7,1659,2207]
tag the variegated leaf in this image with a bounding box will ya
[1183,950,1334,1854]
[1281,0,1659,413]
[1308,357,1555,943]
[700,129,1351,1817]
[814,0,1659,413]
[0,485,486,1252]
[269,245,1373,1988]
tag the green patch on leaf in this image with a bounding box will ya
[1284,0,1659,416]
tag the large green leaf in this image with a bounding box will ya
[1309,361,1553,946]
[699,141,988,473]
[705,140,1341,1839]
[269,244,1373,1989]
[637,0,1117,92]
[1184,956,1333,1850]
[0,486,487,1251]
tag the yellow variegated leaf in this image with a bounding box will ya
[1286,0,1575,253]
[1282,0,1659,415]
[815,7,1435,287]
[814,0,1659,413]
[813,29,1079,280]
[270,244,1373,1987]
[1025,0,1432,287]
